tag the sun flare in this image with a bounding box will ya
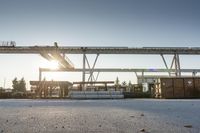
[49,60,59,69]
[41,60,60,70]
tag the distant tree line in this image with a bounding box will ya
[12,77,26,92]
[115,77,133,91]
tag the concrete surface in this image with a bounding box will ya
[0,99,199,133]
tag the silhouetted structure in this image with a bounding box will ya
[30,81,72,98]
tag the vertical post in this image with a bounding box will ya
[177,54,181,76]
[174,54,178,77]
[142,71,144,83]
[39,68,42,81]
[135,72,139,84]
[50,86,52,97]
[82,53,86,89]
[174,54,181,77]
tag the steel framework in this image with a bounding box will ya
[1,45,200,83]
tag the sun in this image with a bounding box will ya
[48,60,59,70]
[40,60,60,70]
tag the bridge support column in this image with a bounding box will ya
[85,54,99,82]
[171,54,181,77]
[82,53,86,89]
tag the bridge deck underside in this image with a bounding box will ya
[1,46,200,54]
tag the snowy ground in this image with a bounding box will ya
[0,99,199,133]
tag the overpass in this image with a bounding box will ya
[1,46,200,54]
[1,45,200,82]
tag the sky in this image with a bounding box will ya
[0,0,200,88]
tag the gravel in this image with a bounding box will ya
[0,99,199,133]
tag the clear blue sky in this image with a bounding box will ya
[0,0,200,88]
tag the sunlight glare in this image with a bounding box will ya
[49,60,59,69]
[41,60,60,70]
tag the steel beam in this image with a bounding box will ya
[40,52,53,61]
[87,54,99,82]
[160,54,171,76]
[95,72,100,81]
[1,46,200,54]
[177,54,181,76]
[39,68,200,73]
[82,53,86,83]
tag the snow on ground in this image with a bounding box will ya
[0,99,199,133]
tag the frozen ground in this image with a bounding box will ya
[0,99,200,133]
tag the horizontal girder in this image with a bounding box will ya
[1,46,200,54]
[30,80,72,85]
[40,68,200,73]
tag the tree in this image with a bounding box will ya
[12,77,26,92]
[128,81,132,87]
[115,77,120,86]
[19,78,26,92]
[115,77,120,90]
[122,81,127,86]
[128,81,132,92]
[12,77,18,92]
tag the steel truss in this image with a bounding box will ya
[160,54,181,77]
[1,45,200,82]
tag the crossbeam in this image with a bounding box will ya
[30,81,72,85]
[73,81,114,84]
[39,68,200,73]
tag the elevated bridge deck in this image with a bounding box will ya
[1,46,200,54]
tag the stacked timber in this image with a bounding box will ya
[69,91,124,99]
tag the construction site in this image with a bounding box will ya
[1,42,200,99]
[0,42,200,133]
